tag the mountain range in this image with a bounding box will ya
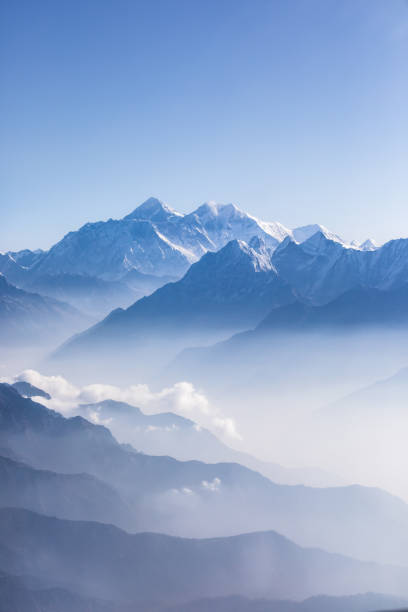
[4,197,408,362]
[52,232,408,375]
[3,197,408,611]
[77,398,344,487]
[2,198,358,282]
[0,198,375,319]
[2,383,408,567]
[1,575,406,612]
[0,274,87,346]
[2,507,408,605]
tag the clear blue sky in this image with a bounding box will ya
[1,0,407,250]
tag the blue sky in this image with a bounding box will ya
[1,0,407,250]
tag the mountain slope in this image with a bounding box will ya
[271,233,408,305]
[1,573,405,612]
[79,399,344,487]
[0,274,87,344]
[52,227,408,375]
[0,455,133,527]
[170,284,408,393]
[322,366,408,421]
[12,380,51,399]
[166,595,408,612]
[53,239,295,370]
[8,198,351,284]
[18,272,137,317]
[1,508,408,604]
[2,384,408,566]
[257,285,408,330]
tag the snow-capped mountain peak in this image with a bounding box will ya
[360,238,378,251]
[292,224,344,245]
[212,239,274,273]
[2,197,373,286]
[124,197,182,222]
[297,230,344,255]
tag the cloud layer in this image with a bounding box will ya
[8,369,241,440]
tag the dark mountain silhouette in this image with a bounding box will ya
[1,508,408,605]
[1,572,407,612]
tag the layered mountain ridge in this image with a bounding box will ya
[1,197,369,285]
[54,228,408,371]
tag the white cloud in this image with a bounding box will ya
[213,417,242,440]
[7,369,242,441]
[171,487,194,496]
[201,477,221,492]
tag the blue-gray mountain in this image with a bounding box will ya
[0,575,405,612]
[0,198,395,332]
[0,274,87,345]
[3,198,336,282]
[0,198,369,319]
[0,455,133,527]
[54,229,408,370]
[1,508,408,604]
[12,380,51,400]
[1,383,408,566]
[78,399,343,487]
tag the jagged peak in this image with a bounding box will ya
[124,197,182,221]
[292,224,343,245]
[192,201,244,220]
[302,229,341,246]
[248,235,267,251]
[271,235,297,257]
[209,239,273,271]
[360,238,378,251]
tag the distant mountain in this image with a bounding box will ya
[53,239,295,368]
[2,198,350,285]
[166,594,408,612]
[166,281,408,432]
[1,574,405,612]
[6,249,45,267]
[52,227,408,372]
[291,224,343,245]
[2,384,408,566]
[1,572,405,612]
[18,272,137,317]
[257,285,408,330]
[312,366,408,500]
[0,274,87,344]
[0,571,131,612]
[0,253,28,284]
[12,381,51,399]
[1,508,408,604]
[271,232,408,305]
[3,199,388,321]
[22,198,301,281]
[322,366,408,421]
[79,399,344,487]
[170,284,408,389]
[0,455,133,527]
[18,199,279,281]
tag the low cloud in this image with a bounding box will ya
[171,487,194,496]
[202,477,221,492]
[7,369,242,441]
